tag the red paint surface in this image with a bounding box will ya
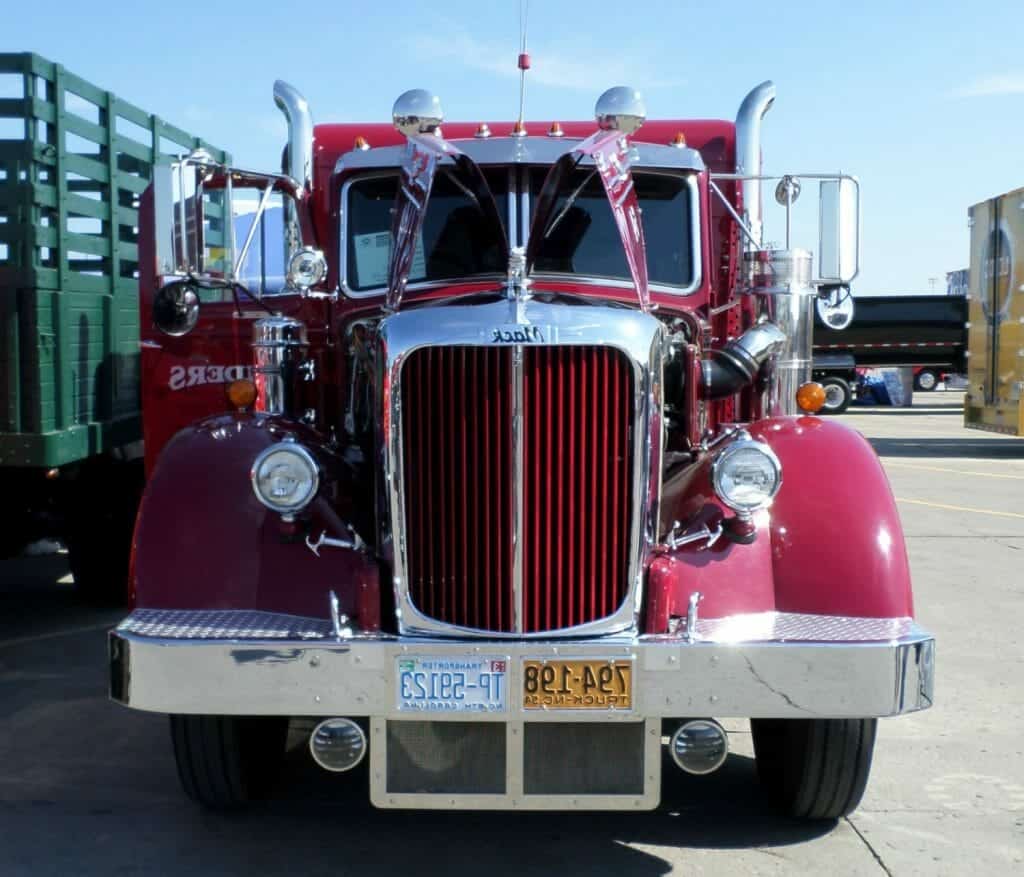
[752,416,914,618]
[645,417,914,631]
[132,413,379,628]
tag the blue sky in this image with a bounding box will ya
[5,0,1024,294]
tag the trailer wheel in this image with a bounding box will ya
[170,715,288,809]
[751,718,876,820]
[65,460,143,606]
[819,377,852,414]
[914,369,939,392]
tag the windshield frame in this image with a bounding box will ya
[337,162,702,300]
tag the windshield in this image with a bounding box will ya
[530,168,693,287]
[343,165,694,292]
[345,170,509,292]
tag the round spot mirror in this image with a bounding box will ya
[152,281,201,337]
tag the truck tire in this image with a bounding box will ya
[170,715,288,809]
[751,718,876,819]
[820,376,852,414]
[65,460,144,606]
[914,369,939,392]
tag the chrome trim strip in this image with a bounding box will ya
[511,343,525,633]
[335,138,705,175]
[109,612,935,719]
[377,299,665,639]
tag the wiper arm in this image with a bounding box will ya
[440,167,480,209]
[544,162,594,239]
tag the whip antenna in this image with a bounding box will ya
[516,0,531,133]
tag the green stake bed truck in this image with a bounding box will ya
[0,53,227,600]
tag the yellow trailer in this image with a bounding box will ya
[965,186,1024,434]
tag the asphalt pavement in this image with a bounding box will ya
[1,390,1021,875]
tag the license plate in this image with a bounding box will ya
[522,659,633,710]
[396,656,508,713]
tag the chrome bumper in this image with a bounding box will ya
[109,609,934,719]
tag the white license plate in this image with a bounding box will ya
[396,656,508,713]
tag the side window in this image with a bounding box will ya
[345,170,509,292]
[232,193,287,296]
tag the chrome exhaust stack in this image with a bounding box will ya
[273,80,314,192]
[735,81,776,250]
[670,719,729,775]
[746,249,816,416]
[736,82,817,416]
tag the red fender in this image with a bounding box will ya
[131,413,380,629]
[646,416,913,632]
[751,415,913,618]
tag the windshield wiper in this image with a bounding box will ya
[543,162,594,240]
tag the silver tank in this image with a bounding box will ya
[252,315,308,415]
[745,249,815,416]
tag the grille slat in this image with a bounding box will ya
[402,345,632,633]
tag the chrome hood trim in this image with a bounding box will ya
[376,298,665,639]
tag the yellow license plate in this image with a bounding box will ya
[522,659,633,710]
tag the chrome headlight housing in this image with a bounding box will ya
[251,441,319,515]
[287,246,327,291]
[711,433,782,515]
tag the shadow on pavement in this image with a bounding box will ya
[869,437,1024,458]
[143,747,833,876]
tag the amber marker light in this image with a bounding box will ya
[671,131,687,148]
[353,135,370,151]
[548,121,564,137]
[226,379,258,411]
[796,382,827,414]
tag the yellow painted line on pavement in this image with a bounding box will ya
[887,462,1024,480]
[895,497,1024,519]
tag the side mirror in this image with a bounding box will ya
[818,178,859,284]
[152,157,231,280]
[152,155,312,297]
[153,280,201,336]
[816,285,855,330]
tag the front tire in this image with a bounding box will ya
[170,715,288,809]
[820,376,852,415]
[751,718,876,819]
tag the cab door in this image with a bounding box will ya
[139,155,319,471]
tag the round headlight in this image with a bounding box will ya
[711,435,782,514]
[287,247,327,291]
[251,441,319,514]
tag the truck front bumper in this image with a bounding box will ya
[109,609,933,720]
[111,609,933,809]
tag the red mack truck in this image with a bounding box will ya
[109,80,934,818]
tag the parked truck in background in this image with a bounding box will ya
[0,53,227,600]
[812,293,967,413]
[964,186,1024,434]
